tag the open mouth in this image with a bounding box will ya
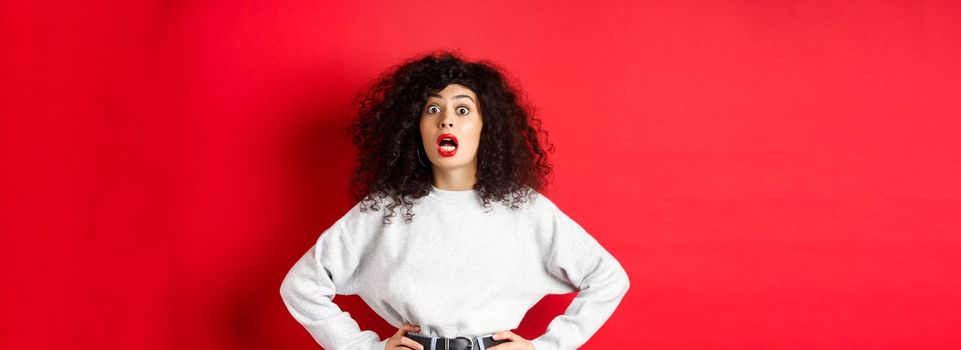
[436,133,458,157]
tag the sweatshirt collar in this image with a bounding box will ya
[428,184,479,202]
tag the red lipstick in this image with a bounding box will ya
[436,133,458,157]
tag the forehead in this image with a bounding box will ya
[428,84,478,100]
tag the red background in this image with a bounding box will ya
[2,0,959,349]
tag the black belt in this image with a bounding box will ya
[406,333,510,350]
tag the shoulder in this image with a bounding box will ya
[524,189,563,215]
[504,188,570,226]
[532,191,559,209]
[316,198,392,247]
[343,196,395,226]
[525,191,594,236]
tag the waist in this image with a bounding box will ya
[406,332,510,350]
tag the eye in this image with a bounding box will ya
[456,106,470,115]
[426,105,440,114]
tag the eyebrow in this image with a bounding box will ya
[428,93,476,103]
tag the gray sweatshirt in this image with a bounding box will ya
[279,184,630,350]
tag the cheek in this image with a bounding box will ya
[471,120,483,146]
[418,118,431,142]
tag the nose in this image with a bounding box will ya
[439,109,454,129]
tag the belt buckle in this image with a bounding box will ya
[445,336,474,350]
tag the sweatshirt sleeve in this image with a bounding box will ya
[279,218,386,350]
[531,199,631,350]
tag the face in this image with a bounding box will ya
[419,84,483,171]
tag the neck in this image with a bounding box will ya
[431,163,478,191]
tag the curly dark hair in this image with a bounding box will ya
[345,50,555,224]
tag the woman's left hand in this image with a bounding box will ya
[486,331,534,350]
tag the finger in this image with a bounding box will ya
[400,336,425,350]
[394,323,422,336]
[492,331,520,342]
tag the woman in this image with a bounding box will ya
[280,51,630,350]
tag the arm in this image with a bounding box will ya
[531,202,631,350]
[279,218,386,350]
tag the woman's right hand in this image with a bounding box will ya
[385,323,424,350]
